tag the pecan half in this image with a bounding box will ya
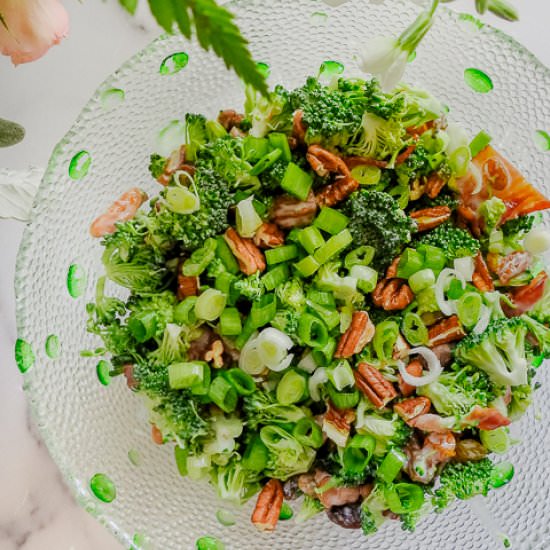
[253,222,285,249]
[315,175,359,207]
[397,359,423,397]
[218,109,244,131]
[394,396,431,424]
[494,251,531,285]
[507,271,548,316]
[428,315,465,347]
[204,339,225,368]
[334,311,375,358]
[456,205,482,238]
[323,401,356,447]
[157,145,186,185]
[292,110,307,143]
[372,279,414,311]
[151,424,163,445]
[354,363,397,409]
[424,172,447,199]
[306,145,350,177]
[176,274,199,300]
[223,227,266,275]
[472,251,494,292]
[270,191,318,228]
[251,479,284,532]
[410,206,451,232]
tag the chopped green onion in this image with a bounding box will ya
[205,119,227,141]
[377,449,406,483]
[457,291,483,328]
[396,248,424,279]
[408,268,436,294]
[265,244,299,265]
[343,433,376,473]
[314,207,349,235]
[286,228,301,243]
[295,255,321,278]
[219,307,242,336]
[128,311,157,342]
[174,446,188,477]
[276,370,308,405]
[250,293,277,327]
[326,381,360,409]
[350,265,378,293]
[480,427,510,454]
[235,196,263,238]
[250,148,282,176]
[311,337,336,367]
[235,316,256,350]
[208,376,238,413]
[224,368,256,396]
[469,130,492,158]
[298,226,325,255]
[327,359,354,390]
[313,229,353,264]
[216,236,240,275]
[183,238,217,276]
[216,509,236,527]
[384,483,424,514]
[242,435,269,471]
[165,186,200,214]
[447,278,466,300]
[215,273,238,305]
[279,502,294,520]
[307,288,336,307]
[489,229,504,254]
[187,455,211,480]
[174,296,198,326]
[344,245,375,269]
[280,162,313,200]
[350,165,381,185]
[373,320,400,361]
[401,312,429,346]
[243,136,270,161]
[306,300,340,330]
[268,132,292,162]
[262,264,290,291]
[298,313,329,348]
[293,417,323,448]
[168,361,210,394]
[449,146,471,177]
[195,289,227,321]
[417,244,447,274]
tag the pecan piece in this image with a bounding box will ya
[372,279,414,311]
[176,274,199,300]
[306,145,350,177]
[428,315,465,347]
[395,144,416,165]
[334,311,375,358]
[385,256,401,279]
[424,172,447,199]
[315,175,359,207]
[397,359,423,397]
[394,396,431,424]
[354,363,397,409]
[344,155,388,170]
[323,401,356,447]
[494,251,531,285]
[456,205,482,238]
[204,339,225,368]
[157,145,195,186]
[410,206,451,232]
[270,191,318,228]
[392,333,410,360]
[472,251,494,292]
[151,424,163,445]
[223,227,266,275]
[253,222,285,249]
[292,110,307,143]
[251,479,284,532]
[218,109,244,131]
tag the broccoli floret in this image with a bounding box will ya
[244,83,293,138]
[211,460,261,504]
[454,317,529,387]
[433,458,503,512]
[413,188,460,211]
[526,273,550,324]
[360,483,388,536]
[417,363,496,417]
[270,309,301,342]
[416,221,480,262]
[400,510,422,532]
[185,113,208,161]
[508,384,533,420]
[395,145,435,186]
[314,261,364,304]
[295,495,325,524]
[344,190,415,271]
[234,272,265,301]
[478,197,506,234]
[149,153,166,180]
[522,315,550,358]
[259,158,287,192]
[243,391,306,430]
[501,214,537,237]
[276,278,306,311]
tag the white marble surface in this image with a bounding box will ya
[1,1,549,548]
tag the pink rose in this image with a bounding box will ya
[0,0,69,65]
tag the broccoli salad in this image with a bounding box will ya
[86,73,550,536]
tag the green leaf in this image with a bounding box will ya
[0,118,25,148]
[119,0,138,15]
[147,0,175,32]
[172,1,192,37]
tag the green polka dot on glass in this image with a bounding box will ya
[90,473,116,503]
[96,360,111,386]
[310,11,328,25]
[216,509,236,526]
[128,449,142,467]
[67,264,87,298]
[45,334,60,359]
[196,536,225,550]
[256,62,270,79]
[100,88,125,110]
[464,68,493,94]
[69,150,91,180]
[319,60,344,79]
[15,338,35,373]
[534,130,550,152]
[490,461,514,488]
[160,52,189,75]
[131,533,152,550]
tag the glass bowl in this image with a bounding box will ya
[15,0,550,548]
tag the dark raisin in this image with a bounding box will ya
[326,503,362,529]
[283,476,300,500]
